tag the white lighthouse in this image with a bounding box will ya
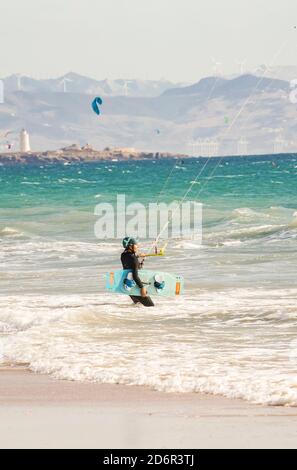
[20,129,31,152]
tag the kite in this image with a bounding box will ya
[92,97,103,115]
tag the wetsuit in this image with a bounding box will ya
[121,249,154,307]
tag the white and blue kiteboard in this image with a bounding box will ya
[105,269,184,297]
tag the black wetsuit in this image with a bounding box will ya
[121,249,154,307]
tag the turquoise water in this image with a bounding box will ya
[1,155,297,405]
[2,155,297,212]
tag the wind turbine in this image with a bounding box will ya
[237,59,247,75]
[123,80,133,97]
[16,73,22,91]
[211,57,223,76]
[60,77,73,92]
[254,64,273,76]
[123,81,128,96]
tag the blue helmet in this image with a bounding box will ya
[122,237,138,248]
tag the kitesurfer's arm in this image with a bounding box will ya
[133,258,147,297]
[131,255,144,289]
[121,247,147,297]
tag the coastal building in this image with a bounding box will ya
[237,137,248,155]
[187,139,219,157]
[273,136,286,154]
[20,129,31,152]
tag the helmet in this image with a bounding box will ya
[122,236,138,249]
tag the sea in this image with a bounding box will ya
[1,154,297,406]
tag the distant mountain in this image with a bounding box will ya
[254,65,297,82]
[163,77,227,96]
[164,74,288,98]
[0,72,295,156]
[2,73,184,98]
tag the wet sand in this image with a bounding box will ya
[0,368,297,448]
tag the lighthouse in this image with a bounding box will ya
[20,129,31,152]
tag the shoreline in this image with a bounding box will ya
[1,368,297,448]
[0,146,187,165]
[0,148,295,166]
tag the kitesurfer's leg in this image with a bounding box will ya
[141,296,154,307]
[130,295,141,304]
[129,295,154,307]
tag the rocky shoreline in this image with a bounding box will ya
[0,144,188,165]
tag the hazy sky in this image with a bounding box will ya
[0,0,296,82]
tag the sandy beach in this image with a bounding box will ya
[2,0,297,454]
[2,155,297,450]
[0,368,296,449]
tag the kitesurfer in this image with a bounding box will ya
[121,237,154,307]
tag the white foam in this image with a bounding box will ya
[0,227,23,237]
[1,289,297,406]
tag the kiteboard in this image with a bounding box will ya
[105,269,184,298]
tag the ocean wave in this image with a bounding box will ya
[232,207,271,221]
[57,178,98,184]
[202,206,297,244]
[0,226,24,238]
[173,240,204,250]
[1,157,297,405]
[0,239,120,258]
[220,240,243,246]
[288,216,297,229]
[204,224,286,244]
[1,290,297,406]
[0,239,122,277]
[227,224,285,238]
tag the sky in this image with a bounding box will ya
[0,0,296,82]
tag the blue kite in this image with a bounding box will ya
[92,96,103,115]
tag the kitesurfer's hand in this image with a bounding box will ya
[140,287,147,297]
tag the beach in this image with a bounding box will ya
[1,156,297,448]
[1,368,297,449]
[2,0,297,451]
